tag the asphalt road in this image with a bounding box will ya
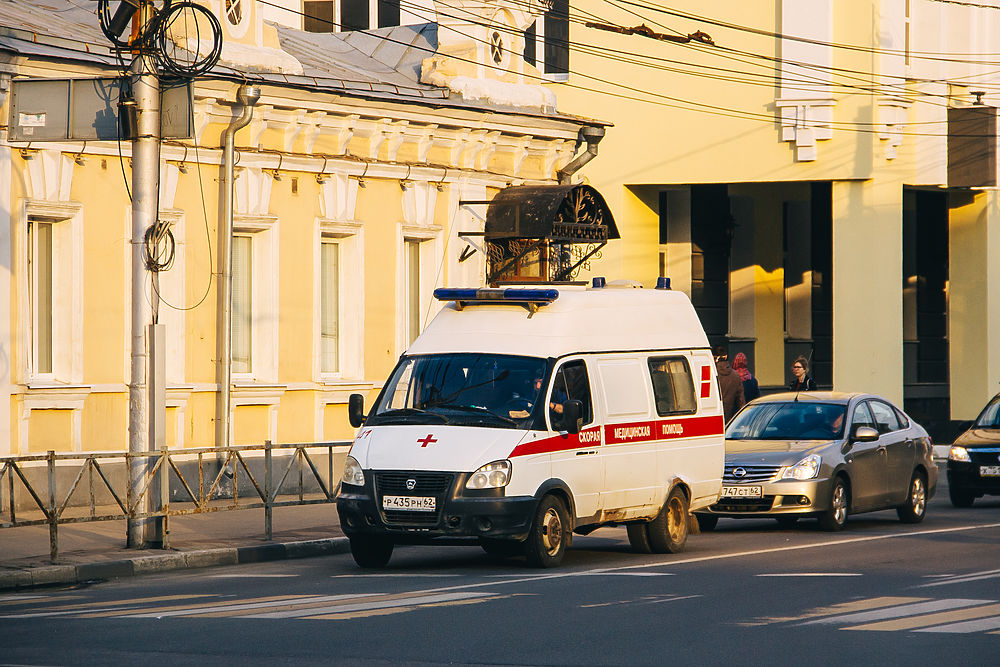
[2,475,999,666]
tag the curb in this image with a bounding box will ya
[0,537,351,591]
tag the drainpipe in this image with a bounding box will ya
[557,125,605,184]
[216,84,261,448]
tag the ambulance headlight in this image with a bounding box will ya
[466,460,511,490]
[341,456,365,487]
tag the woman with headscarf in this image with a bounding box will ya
[732,352,760,402]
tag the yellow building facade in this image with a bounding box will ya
[0,0,603,455]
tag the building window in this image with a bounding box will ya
[377,0,400,28]
[405,239,421,345]
[28,217,54,375]
[341,0,369,31]
[320,239,340,373]
[543,0,569,78]
[304,0,333,32]
[232,234,252,374]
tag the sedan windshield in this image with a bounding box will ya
[727,402,847,441]
[370,353,548,429]
[975,396,1000,428]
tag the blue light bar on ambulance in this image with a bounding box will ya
[433,288,559,314]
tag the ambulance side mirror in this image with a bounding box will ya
[348,393,366,428]
[562,400,583,435]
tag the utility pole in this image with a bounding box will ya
[126,2,162,549]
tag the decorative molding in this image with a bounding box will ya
[775,98,835,162]
[878,96,912,160]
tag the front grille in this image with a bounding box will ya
[969,449,1000,465]
[373,471,454,527]
[723,464,781,483]
[713,496,776,512]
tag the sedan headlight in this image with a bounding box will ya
[949,446,971,463]
[466,460,511,490]
[781,454,821,480]
[341,455,365,487]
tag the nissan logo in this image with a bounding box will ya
[406,478,417,491]
[733,467,747,478]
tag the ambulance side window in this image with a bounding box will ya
[551,361,593,428]
[647,356,697,416]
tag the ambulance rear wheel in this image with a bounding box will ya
[349,535,393,568]
[647,487,689,554]
[626,523,653,553]
[524,495,569,568]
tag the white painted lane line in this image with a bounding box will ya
[914,615,1000,633]
[757,573,862,577]
[917,569,1000,588]
[0,595,49,602]
[127,594,363,619]
[0,605,138,619]
[574,572,675,577]
[246,591,495,619]
[209,574,299,578]
[801,599,995,625]
[330,574,460,578]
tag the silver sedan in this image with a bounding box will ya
[695,392,937,531]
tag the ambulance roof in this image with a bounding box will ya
[407,284,710,358]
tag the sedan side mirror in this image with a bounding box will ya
[561,399,583,435]
[348,393,367,428]
[852,425,879,442]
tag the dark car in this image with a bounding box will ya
[947,392,1000,507]
[695,392,937,531]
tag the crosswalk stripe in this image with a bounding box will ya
[845,602,1000,631]
[125,594,363,619]
[914,615,1000,633]
[306,594,503,620]
[245,591,496,619]
[801,599,994,625]
[80,594,318,618]
[739,597,927,626]
[917,569,1000,588]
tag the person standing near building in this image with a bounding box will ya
[714,345,745,423]
[732,352,760,402]
[789,356,817,391]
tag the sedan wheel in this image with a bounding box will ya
[949,485,976,508]
[818,477,849,531]
[897,472,927,523]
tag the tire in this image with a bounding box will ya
[818,477,849,532]
[897,471,928,524]
[481,538,523,559]
[524,495,570,568]
[949,485,976,508]
[696,514,719,532]
[775,516,799,529]
[627,523,653,553]
[647,487,689,554]
[349,535,393,568]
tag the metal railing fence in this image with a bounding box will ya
[0,440,351,563]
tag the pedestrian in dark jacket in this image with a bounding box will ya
[732,352,760,402]
[714,345,745,423]
[789,355,817,391]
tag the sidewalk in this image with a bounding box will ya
[0,504,348,591]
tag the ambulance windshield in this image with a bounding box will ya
[370,353,549,429]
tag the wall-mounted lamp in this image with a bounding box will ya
[316,156,329,184]
[356,161,369,188]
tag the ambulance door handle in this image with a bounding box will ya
[576,450,598,456]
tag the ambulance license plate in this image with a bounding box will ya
[383,495,436,511]
[980,466,1000,477]
[721,485,762,498]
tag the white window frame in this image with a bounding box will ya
[156,210,187,385]
[232,214,279,384]
[314,219,364,381]
[397,224,442,353]
[17,200,83,385]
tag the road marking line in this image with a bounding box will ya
[80,594,317,618]
[36,594,216,613]
[845,602,1000,632]
[801,599,994,625]
[737,597,927,627]
[756,573,862,577]
[305,595,504,620]
[209,574,299,578]
[917,569,1000,588]
[574,572,675,577]
[0,595,54,603]
[245,592,495,619]
[126,594,362,619]
[914,615,1000,633]
[330,574,460,578]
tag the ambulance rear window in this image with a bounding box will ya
[648,356,697,416]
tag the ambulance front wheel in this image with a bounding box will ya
[349,535,394,568]
[647,486,689,554]
[524,495,569,568]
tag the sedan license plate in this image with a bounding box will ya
[382,495,436,511]
[721,485,762,498]
[980,466,1000,477]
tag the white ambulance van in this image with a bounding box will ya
[336,279,724,568]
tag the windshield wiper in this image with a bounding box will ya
[376,408,450,424]
[427,403,517,426]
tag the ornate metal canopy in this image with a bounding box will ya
[476,184,619,284]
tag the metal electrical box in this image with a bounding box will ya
[8,77,193,142]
